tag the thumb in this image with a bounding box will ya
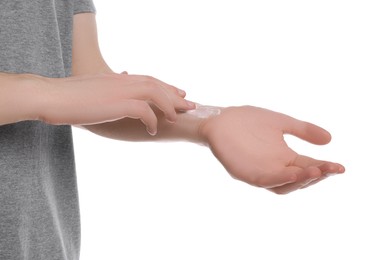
[284,118,332,145]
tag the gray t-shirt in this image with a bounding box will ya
[0,1,95,259]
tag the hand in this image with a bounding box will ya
[37,73,195,135]
[199,106,345,194]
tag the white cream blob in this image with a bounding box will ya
[186,104,221,118]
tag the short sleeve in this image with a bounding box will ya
[74,0,96,14]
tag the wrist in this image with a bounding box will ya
[0,73,49,125]
[166,104,223,145]
[196,105,229,146]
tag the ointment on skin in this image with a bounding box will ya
[186,104,221,118]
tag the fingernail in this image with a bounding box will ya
[146,127,157,136]
[186,100,196,109]
[167,118,176,124]
[166,114,177,123]
[178,89,186,97]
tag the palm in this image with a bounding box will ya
[199,106,344,194]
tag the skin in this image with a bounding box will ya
[0,72,194,135]
[199,106,344,194]
[0,13,345,194]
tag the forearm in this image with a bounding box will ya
[0,72,44,126]
[83,104,221,145]
[76,59,220,143]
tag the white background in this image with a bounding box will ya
[74,1,367,259]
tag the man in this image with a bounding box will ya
[0,0,344,259]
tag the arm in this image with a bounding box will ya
[0,15,194,133]
[72,13,345,194]
[0,71,192,134]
